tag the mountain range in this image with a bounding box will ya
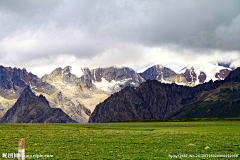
[0,62,235,123]
[89,67,240,123]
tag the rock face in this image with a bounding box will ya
[41,66,145,122]
[0,96,16,118]
[0,66,56,99]
[92,67,145,94]
[139,64,187,84]
[89,67,240,123]
[224,67,240,83]
[0,66,57,119]
[0,86,76,123]
[179,62,232,86]
[42,66,94,91]
[41,66,106,123]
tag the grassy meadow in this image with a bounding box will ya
[0,119,239,159]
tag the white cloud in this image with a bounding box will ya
[0,0,239,77]
[230,59,240,69]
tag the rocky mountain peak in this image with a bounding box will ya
[63,66,71,73]
[16,86,50,109]
[50,67,63,77]
[42,66,92,85]
[19,85,36,99]
[139,64,187,85]
[224,67,240,83]
[91,66,137,82]
[0,85,76,123]
[153,64,163,69]
[38,94,50,106]
[91,66,144,94]
[0,65,55,99]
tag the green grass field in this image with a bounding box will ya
[0,120,239,159]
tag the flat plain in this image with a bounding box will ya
[0,119,239,159]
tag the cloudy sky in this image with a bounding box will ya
[0,0,240,77]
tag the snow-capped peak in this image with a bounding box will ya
[154,64,163,69]
[180,62,231,73]
[137,64,164,73]
[179,62,232,85]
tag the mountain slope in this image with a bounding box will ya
[89,67,240,123]
[167,67,240,119]
[88,80,223,123]
[167,82,240,119]
[0,86,76,123]
[224,66,240,83]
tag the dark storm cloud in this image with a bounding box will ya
[0,0,239,77]
[2,0,239,49]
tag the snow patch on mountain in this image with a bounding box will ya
[157,75,187,86]
[93,77,132,94]
[179,62,232,85]
[71,66,84,77]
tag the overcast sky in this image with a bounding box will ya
[0,0,240,77]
